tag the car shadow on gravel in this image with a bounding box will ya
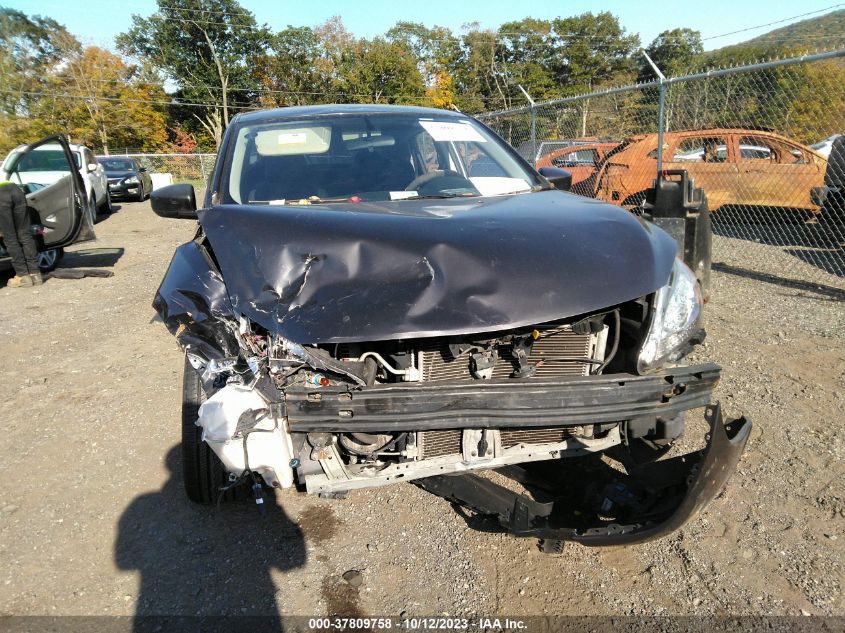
[94,204,123,224]
[712,262,845,300]
[114,446,305,631]
[712,220,845,279]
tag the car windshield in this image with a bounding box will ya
[222,113,540,205]
[99,158,134,170]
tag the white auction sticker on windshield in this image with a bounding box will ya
[277,132,307,145]
[390,191,418,200]
[419,120,487,143]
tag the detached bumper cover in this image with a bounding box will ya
[417,403,751,545]
[285,363,721,432]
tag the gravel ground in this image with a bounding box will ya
[0,200,842,619]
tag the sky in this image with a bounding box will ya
[6,0,844,52]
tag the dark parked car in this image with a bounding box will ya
[151,105,750,548]
[812,134,845,225]
[1,135,96,273]
[97,156,152,202]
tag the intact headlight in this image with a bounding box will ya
[638,258,703,373]
[125,176,139,184]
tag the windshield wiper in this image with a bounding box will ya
[404,193,480,200]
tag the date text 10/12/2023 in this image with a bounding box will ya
[306,617,528,630]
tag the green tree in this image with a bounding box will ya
[550,12,640,92]
[386,21,461,81]
[496,18,556,101]
[451,13,638,115]
[117,0,272,148]
[0,8,75,151]
[453,25,508,112]
[338,38,426,104]
[639,28,703,80]
[386,22,462,109]
[257,26,332,107]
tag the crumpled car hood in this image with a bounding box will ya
[196,190,677,344]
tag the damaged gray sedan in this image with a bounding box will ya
[152,104,750,547]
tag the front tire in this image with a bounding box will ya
[98,191,113,215]
[89,193,99,222]
[37,247,63,273]
[181,356,247,504]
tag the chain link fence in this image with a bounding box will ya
[478,49,845,291]
[105,153,217,188]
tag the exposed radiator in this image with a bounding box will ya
[418,324,601,382]
[417,430,462,460]
[499,427,575,448]
[417,426,579,460]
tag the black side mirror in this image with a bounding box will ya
[151,183,197,219]
[138,166,147,173]
[538,166,573,192]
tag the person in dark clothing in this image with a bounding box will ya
[0,180,41,287]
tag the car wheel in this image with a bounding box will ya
[37,247,63,273]
[88,193,98,223]
[137,187,145,203]
[98,190,113,215]
[181,356,247,504]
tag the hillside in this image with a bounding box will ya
[743,8,845,50]
[713,8,845,58]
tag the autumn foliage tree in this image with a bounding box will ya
[167,123,198,153]
[28,44,168,153]
[0,10,168,154]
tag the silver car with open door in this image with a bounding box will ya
[1,135,96,273]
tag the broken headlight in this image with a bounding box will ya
[638,258,702,373]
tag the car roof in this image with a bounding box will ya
[11,143,88,153]
[630,128,804,142]
[618,128,824,157]
[234,103,468,125]
[554,142,618,151]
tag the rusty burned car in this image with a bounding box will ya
[593,128,826,218]
[151,105,750,547]
[535,141,618,196]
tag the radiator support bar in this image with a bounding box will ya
[285,363,720,432]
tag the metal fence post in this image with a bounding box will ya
[656,81,666,177]
[517,84,537,164]
[642,51,667,182]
